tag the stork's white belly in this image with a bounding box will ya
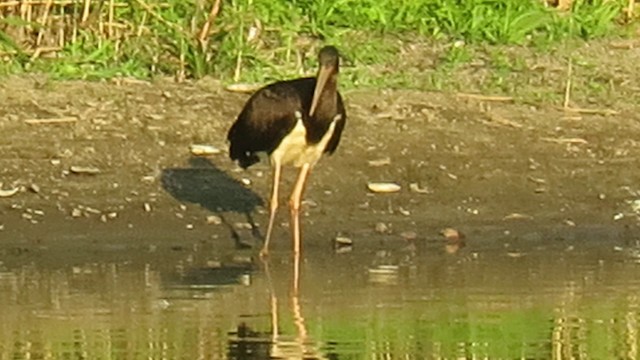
[271,114,339,168]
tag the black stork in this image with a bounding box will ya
[227,46,346,257]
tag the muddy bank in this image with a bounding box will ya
[1,76,640,256]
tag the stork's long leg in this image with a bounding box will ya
[261,161,282,257]
[289,163,311,257]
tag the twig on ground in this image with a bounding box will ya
[24,117,78,125]
[541,137,588,145]
[563,107,619,116]
[456,93,514,102]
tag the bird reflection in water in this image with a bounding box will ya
[228,256,332,359]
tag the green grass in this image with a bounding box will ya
[0,0,635,89]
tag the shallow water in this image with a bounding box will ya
[1,226,640,359]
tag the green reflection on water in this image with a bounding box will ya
[1,241,640,359]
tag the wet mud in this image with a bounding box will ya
[1,76,639,256]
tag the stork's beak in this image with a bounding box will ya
[309,64,332,117]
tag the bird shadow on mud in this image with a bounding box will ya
[161,157,264,249]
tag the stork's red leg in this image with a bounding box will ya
[289,163,311,257]
[261,162,282,257]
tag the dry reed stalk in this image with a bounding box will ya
[35,0,54,47]
[234,49,242,82]
[136,12,147,37]
[563,58,572,109]
[198,0,222,49]
[81,0,91,23]
[0,0,77,6]
[557,0,572,11]
[108,0,114,38]
[19,0,29,43]
[29,46,61,61]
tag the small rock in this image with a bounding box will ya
[143,203,152,212]
[334,236,353,246]
[0,186,20,198]
[29,184,40,194]
[503,213,533,221]
[400,231,417,241]
[441,228,465,242]
[186,224,194,230]
[234,222,253,230]
[83,206,101,214]
[189,144,221,156]
[70,166,100,175]
[367,182,401,193]
[302,199,318,207]
[375,222,389,233]
[368,157,391,167]
[409,183,429,194]
[71,208,83,217]
[206,215,222,225]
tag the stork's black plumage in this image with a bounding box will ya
[227,46,346,257]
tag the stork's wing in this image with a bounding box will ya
[227,78,315,167]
